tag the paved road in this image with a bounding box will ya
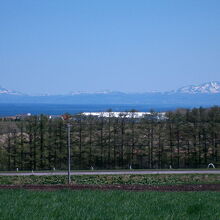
[0,170,220,176]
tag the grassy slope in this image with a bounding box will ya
[0,190,220,220]
[0,174,220,185]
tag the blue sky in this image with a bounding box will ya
[0,0,220,94]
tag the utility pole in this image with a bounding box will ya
[62,114,72,184]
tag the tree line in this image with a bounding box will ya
[0,106,220,170]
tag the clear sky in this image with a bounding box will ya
[0,0,220,94]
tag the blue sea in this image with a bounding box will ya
[0,103,178,116]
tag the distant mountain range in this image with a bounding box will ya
[68,81,220,95]
[0,81,220,107]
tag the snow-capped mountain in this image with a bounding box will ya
[176,81,220,94]
[0,86,23,95]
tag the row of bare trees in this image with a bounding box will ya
[0,106,220,170]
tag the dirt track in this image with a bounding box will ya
[1,184,220,191]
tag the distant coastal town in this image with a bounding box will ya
[0,111,167,121]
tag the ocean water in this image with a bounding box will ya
[0,103,177,116]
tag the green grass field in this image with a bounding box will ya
[0,190,219,220]
[0,174,220,185]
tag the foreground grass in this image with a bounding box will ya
[0,174,220,185]
[0,190,220,220]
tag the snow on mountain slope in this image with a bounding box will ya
[176,81,220,94]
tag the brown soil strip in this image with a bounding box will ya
[0,184,220,191]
